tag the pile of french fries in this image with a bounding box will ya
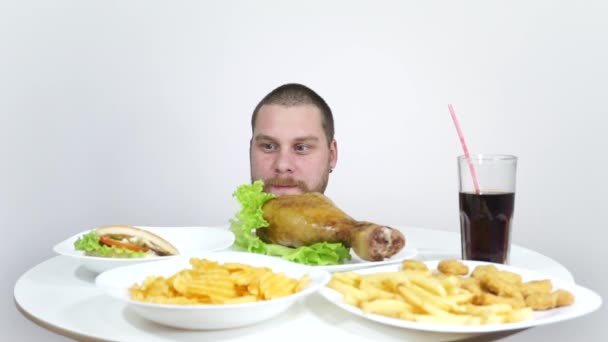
[328,259,575,325]
[129,258,310,305]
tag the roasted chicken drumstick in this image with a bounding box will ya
[256,192,406,261]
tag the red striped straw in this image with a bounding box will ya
[448,104,480,194]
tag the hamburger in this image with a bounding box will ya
[74,225,179,258]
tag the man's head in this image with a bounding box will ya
[250,83,338,196]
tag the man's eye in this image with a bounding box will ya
[261,143,276,151]
[294,144,309,153]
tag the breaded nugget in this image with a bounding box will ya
[520,279,553,297]
[493,270,523,285]
[401,259,428,271]
[553,289,575,307]
[437,259,469,276]
[471,265,498,279]
[473,292,526,309]
[525,292,557,310]
[480,274,523,299]
[460,277,483,296]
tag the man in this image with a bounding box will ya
[250,83,337,196]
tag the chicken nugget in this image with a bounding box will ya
[553,289,575,307]
[520,279,553,297]
[480,274,523,300]
[493,270,522,285]
[401,259,428,271]
[473,292,526,309]
[437,259,469,276]
[460,277,483,296]
[525,292,556,310]
[471,265,498,279]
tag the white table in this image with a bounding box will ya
[14,227,574,342]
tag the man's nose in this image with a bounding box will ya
[274,150,294,173]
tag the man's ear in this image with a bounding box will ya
[329,139,338,169]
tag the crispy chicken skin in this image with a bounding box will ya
[257,192,405,261]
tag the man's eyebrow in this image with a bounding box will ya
[293,136,320,143]
[253,134,277,142]
[254,134,320,143]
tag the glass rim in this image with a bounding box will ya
[458,154,517,161]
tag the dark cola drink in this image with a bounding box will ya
[459,192,515,263]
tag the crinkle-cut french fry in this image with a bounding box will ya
[189,258,220,271]
[259,272,298,300]
[187,280,237,303]
[128,258,308,305]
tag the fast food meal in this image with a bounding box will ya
[229,180,406,265]
[327,259,575,325]
[74,225,179,258]
[129,257,310,304]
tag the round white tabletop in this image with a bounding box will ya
[14,227,575,342]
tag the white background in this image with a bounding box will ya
[2,0,606,341]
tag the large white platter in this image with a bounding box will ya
[318,260,602,333]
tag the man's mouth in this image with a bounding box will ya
[264,178,309,194]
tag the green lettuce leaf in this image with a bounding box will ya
[229,180,351,265]
[73,231,147,258]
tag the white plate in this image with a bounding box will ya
[315,244,417,272]
[53,226,235,273]
[95,251,330,330]
[318,260,602,333]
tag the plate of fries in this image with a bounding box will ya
[95,251,330,330]
[318,259,602,333]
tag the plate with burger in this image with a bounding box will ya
[53,225,235,273]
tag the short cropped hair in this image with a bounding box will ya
[251,83,334,145]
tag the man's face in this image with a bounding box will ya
[250,104,337,196]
